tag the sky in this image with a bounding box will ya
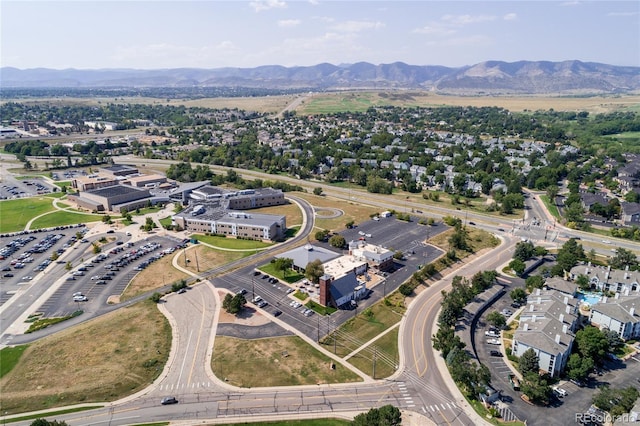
[1,0,639,70]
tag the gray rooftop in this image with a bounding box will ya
[591,294,640,324]
[276,244,340,270]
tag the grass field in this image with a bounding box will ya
[181,245,250,274]
[539,194,560,219]
[29,210,104,229]
[192,234,274,250]
[0,197,55,232]
[347,327,399,379]
[294,192,380,234]
[0,300,171,415]
[211,335,361,387]
[296,91,640,115]
[121,253,190,301]
[260,262,305,284]
[0,345,29,379]
[322,295,406,359]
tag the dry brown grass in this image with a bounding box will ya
[429,227,500,256]
[121,253,189,301]
[180,245,249,273]
[294,193,380,234]
[296,91,640,115]
[249,201,303,227]
[211,335,362,387]
[0,300,171,414]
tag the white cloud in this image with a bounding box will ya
[607,11,638,17]
[329,20,385,33]
[503,13,517,21]
[412,25,456,36]
[278,19,301,27]
[249,0,287,13]
[441,14,497,26]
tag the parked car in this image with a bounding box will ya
[486,338,501,345]
[552,386,568,397]
[489,350,503,357]
[273,310,282,317]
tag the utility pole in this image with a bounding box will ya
[194,247,199,272]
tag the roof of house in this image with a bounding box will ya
[590,294,640,324]
[329,273,361,302]
[544,277,578,296]
[276,244,340,270]
[514,316,574,356]
[569,264,640,286]
[87,184,149,199]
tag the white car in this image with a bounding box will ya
[73,295,88,302]
[73,292,84,297]
[552,386,567,397]
[252,295,262,303]
[21,276,33,281]
[486,338,501,345]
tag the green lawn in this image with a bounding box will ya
[260,262,305,283]
[539,195,560,219]
[0,198,56,232]
[192,233,273,250]
[348,328,399,379]
[30,211,104,229]
[0,345,28,379]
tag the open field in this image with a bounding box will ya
[5,91,637,116]
[121,252,190,301]
[322,294,406,359]
[347,327,399,379]
[294,192,380,234]
[296,91,640,115]
[429,227,500,257]
[192,234,273,250]
[0,300,171,415]
[29,210,104,229]
[211,335,362,387]
[250,200,304,228]
[181,245,250,273]
[0,197,56,233]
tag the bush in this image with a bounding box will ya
[398,283,413,296]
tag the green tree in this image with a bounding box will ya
[92,243,101,254]
[102,214,112,224]
[352,404,401,426]
[65,261,72,271]
[521,372,552,405]
[519,348,540,375]
[274,257,293,277]
[432,326,465,359]
[525,275,544,292]
[513,241,535,262]
[313,187,323,196]
[50,251,59,261]
[30,420,69,426]
[509,258,526,276]
[222,293,246,315]
[609,248,639,270]
[149,292,162,303]
[314,229,330,242]
[329,234,346,249]
[575,274,590,290]
[304,259,324,284]
[486,311,506,329]
[566,353,594,382]
[575,326,610,364]
[510,288,527,305]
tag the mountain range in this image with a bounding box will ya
[2,60,639,94]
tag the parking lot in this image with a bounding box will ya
[0,176,56,200]
[0,224,88,307]
[35,235,183,318]
[212,215,448,340]
[473,275,640,426]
